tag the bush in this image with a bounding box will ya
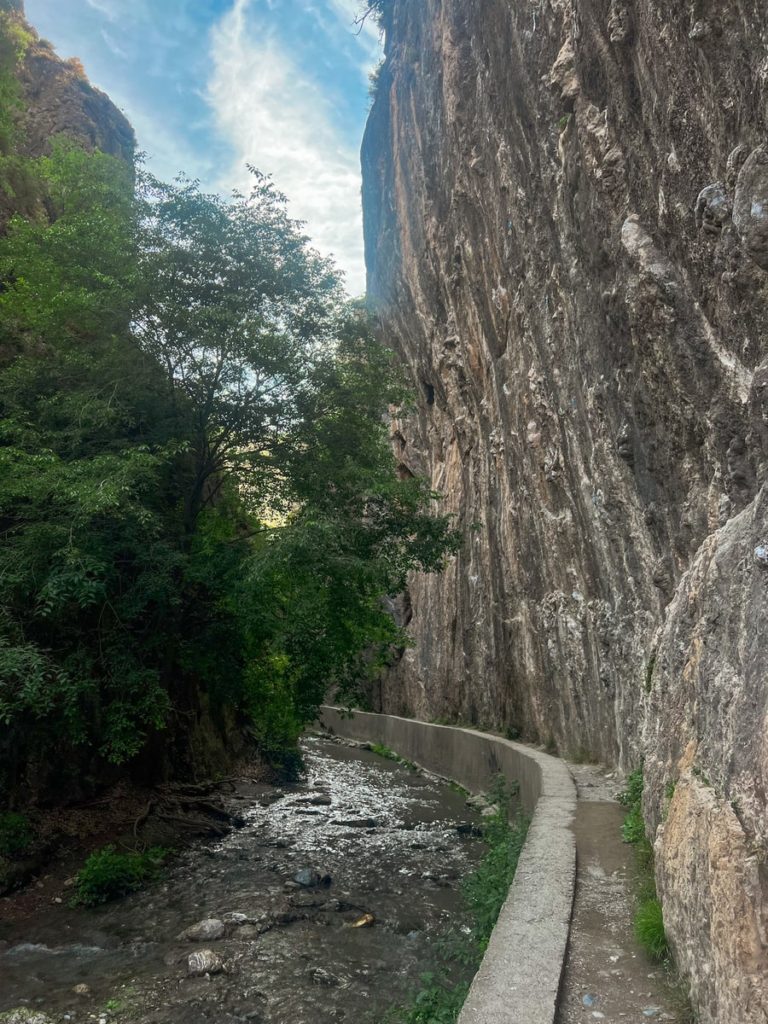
[73,845,166,906]
[0,812,32,857]
[635,897,669,961]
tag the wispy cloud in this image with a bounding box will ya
[208,0,377,294]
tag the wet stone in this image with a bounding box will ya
[187,949,224,976]
[178,918,226,942]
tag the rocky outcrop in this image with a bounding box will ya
[0,1,133,231]
[644,486,768,1023]
[16,41,134,163]
[362,0,768,1019]
[3,0,134,162]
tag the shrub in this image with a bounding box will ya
[0,812,32,857]
[635,897,669,961]
[73,845,166,906]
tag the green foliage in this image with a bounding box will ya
[618,768,671,965]
[383,974,470,1024]
[0,811,32,857]
[0,80,459,793]
[368,59,385,102]
[385,784,529,1023]
[618,767,653,862]
[72,845,166,906]
[369,743,416,770]
[635,897,669,961]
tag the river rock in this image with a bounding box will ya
[309,967,341,986]
[293,868,331,888]
[0,1012,55,1024]
[178,918,226,942]
[187,949,224,976]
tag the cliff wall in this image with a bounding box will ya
[362,0,768,1019]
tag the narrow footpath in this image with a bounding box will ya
[556,765,685,1024]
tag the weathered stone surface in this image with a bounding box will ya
[364,0,768,770]
[733,148,768,270]
[186,948,224,976]
[362,2,768,1021]
[643,486,768,1021]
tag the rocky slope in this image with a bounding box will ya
[362,0,768,1019]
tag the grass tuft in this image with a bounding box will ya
[635,896,669,961]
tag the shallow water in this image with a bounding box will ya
[0,737,484,1023]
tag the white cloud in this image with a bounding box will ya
[207,0,372,295]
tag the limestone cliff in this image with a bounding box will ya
[362,1,768,1019]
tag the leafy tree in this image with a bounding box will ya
[0,142,183,776]
[0,52,458,794]
[134,170,342,532]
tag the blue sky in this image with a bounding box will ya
[24,0,381,293]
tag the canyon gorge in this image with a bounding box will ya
[363,1,768,1021]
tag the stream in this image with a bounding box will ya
[0,736,484,1024]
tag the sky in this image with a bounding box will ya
[24,0,381,294]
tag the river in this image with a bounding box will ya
[0,736,484,1024]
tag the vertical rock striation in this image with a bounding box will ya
[362,1,768,1018]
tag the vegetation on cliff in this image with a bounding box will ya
[0,10,457,801]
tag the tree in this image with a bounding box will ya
[0,110,458,792]
[134,170,343,532]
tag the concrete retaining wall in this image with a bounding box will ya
[318,707,577,1024]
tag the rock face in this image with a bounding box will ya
[362,1,768,1019]
[644,487,768,1023]
[10,2,134,163]
[0,1,134,231]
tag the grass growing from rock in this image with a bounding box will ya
[383,777,528,1023]
[618,768,669,962]
[635,897,668,961]
[73,845,167,907]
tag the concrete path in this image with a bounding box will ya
[556,764,684,1024]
